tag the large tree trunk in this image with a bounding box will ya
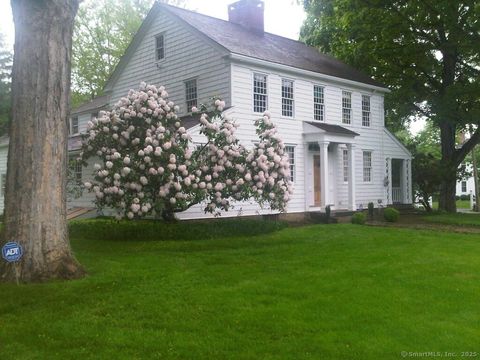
[0,0,84,282]
[438,121,457,213]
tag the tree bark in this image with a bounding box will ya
[0,0,84,282]
[438,121,457,213]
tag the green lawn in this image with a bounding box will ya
[1,220,479,359]
[432,199,472,209]
[423,212,480,227]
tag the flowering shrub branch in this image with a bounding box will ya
[81,82,293,220]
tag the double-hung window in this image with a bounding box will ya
[314,85,324,121]
[69,158,82,185]
[70,116,79,135]
[363,151,372,182]
[343,149,349,182]
[461,181,467,193]
[285,146,295,182]
[362,95,371,127]
[185,79,198,111]
[253,73,267,113]
[342,91,352,124]
[282,79,294,117]
[155,34,165,61]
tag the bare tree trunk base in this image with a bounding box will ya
[0,254,85,283]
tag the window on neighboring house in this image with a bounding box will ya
[343,149,349,182]
[1,174,6,196]
[91,112,98,120]
[70,116,79,135]
[362,95,371,127]
[314,85,324,121]
[185,79,197,111]
[155,34,165,61]
[342,91,352,124]
[285,146,295,182]
[253,73,267,113]
[282,79,294,117]
[363,151,372,182]
[461,181,467,193]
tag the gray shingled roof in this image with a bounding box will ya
[72,94,110,115]
[305,122,359,136]
[161,4,386,89]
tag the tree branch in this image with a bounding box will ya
[454,128,480,167]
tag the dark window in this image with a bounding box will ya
[461,181,467,193]
[70,116,79,135]
[155,34,165,61]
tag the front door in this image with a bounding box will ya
[313,155,321,206]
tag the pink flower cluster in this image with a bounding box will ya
[81,82,293,220]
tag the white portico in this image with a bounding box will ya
[303,122,359,211]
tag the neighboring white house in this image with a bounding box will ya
[456,164,477,198]
[0,0,412,218]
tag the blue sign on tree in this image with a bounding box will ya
[2,242,23,262]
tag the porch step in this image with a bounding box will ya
[67,207,95,220]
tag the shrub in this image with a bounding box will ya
[384,208,400,222]
[351,212,366,225]
[325,205,331,223]
[460,194,470,201]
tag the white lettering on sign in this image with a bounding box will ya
[6,248,19,256]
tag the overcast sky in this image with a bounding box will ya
[0,0,306,49]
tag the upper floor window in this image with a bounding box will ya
[155,34,165,61]
[362,95,371,127]
[343,149,349,182]
[285,146,295,182]
[363,151,372,182]
[314,85,324,121]
[253,73,267,113]
[461,181,467,193]
[282,79,294,117]
[185,79,197,111]
[342,91,352,124]
[70,116,79,135]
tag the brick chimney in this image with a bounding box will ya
[228,0,264,33]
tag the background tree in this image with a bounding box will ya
[72,0,185,107]
[300,0,480,212]
[1,0,84,282]
[0,33,12,136]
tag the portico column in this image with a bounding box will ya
[347,143,356,211]
[319,141,329,207]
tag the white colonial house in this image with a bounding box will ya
[0,0,412,219]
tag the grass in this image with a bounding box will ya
[431,199,472,209]
[423,212,480,227]
[1,220,480,359]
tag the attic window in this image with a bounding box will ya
[155,34,165,61]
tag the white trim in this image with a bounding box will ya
[229,53,390,94]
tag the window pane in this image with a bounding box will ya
[363,151,372,182]
[314,85,324,121]
[185,79,197,111]
[253,73,267,113]
[155,35,164,60]
[71,117,79,134]
[342,91,351,124]
[282,79,294,117]
[362,95,370,127]
[285,146,295,182]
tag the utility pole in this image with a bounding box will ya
[472,145,479,212]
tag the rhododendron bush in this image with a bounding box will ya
[81,82,293,220]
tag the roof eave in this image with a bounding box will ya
[228,53,390,93]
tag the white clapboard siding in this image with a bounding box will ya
[106,7,231,117]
